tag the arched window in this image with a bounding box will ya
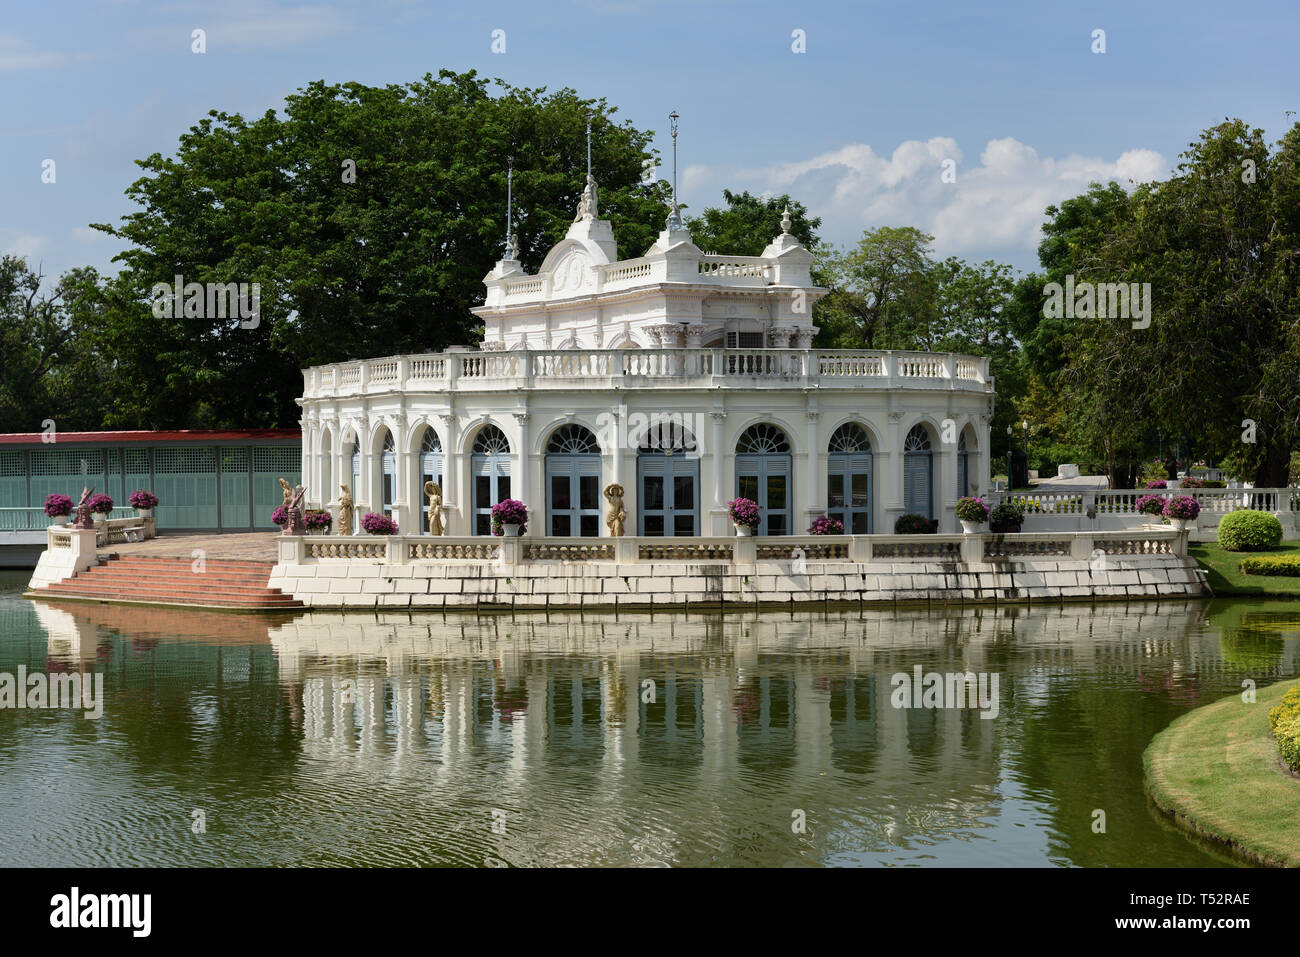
[903,424,933,518]
[957,432,970,499]
[636,424,699,536]
[379,431,396,519]
[735,424,792,535]
[471,424,511,535]
[419,428,443,534]
[827,423,872,533]
[545,424,601,536]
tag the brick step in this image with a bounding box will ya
[44,586,300,605]
[101,557,275,572]
[81,569,275,586]
[38,555,303,610]
[45,582,295,600]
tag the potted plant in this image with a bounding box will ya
[361,512,398,535]
[87,493,114,524]
[988,501,1025,534]
[727,497,760,536]
[304,509,332,534]
[271,505,288,527]
[44,493,73,526]
[491,499,528,536]
[894,513,939,534]
[128,489,158,518]
[1134,493,1166,518]
[1162,495,1200,532]
[807,515,844,535]
[954,496,990,533]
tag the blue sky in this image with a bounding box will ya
[3,0,1298,283]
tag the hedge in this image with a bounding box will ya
[1267,684,1300,773]
[1218,509,1284,551]
[1239,554,1300,577]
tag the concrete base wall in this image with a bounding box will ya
[270,553,1205,611]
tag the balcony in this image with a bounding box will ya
[301,349,994,400]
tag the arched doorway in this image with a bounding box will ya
[419,427,443,534]
[903,424,933,518]
[545,424,602,537]
[636,425,699,536]
[827,422,872,533]
[471,424,511,536]
[735,423,792,535]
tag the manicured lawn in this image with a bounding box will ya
[1144,679,1300,867]
[1189,541,1300,596]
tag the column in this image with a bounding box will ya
[442,414,462,535]
[710,409,727,535]
[804,409,820,530]
[513,411,531,535]
[883,409,903,533]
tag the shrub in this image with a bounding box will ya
[1267,684,1300,773]
[1162,495,1200,520]
[1134,494,1166,516]
[271,505,288,526]
[988,501,1025,533]
[304,509,332,532]
[490,499,529,535]
[807,515,844,535]
[727,497,761,530]
[894,513,938,534]
[1218,509,1283,551]
[1143,479,1167,489]
[1200,479,1227,488]
[128,490,159,510]
[1179,476,1203,489]
[1238,554,1300,577]
[87,493,114,514]
[361,512,398,535]
[954,496,990,522]
[43,493,73,518]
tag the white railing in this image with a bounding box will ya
[698,256,769,280]
[988,488,1300,537]
[278,529,1186,567]
[302,349,990,398]
[600,259,654,285]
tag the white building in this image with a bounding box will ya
[297,179,994,537]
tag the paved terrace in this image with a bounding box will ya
[101,530,281,561]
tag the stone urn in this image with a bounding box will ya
[50,514,69,526]
[960,519,985,534]
[734,524,753,537]
[1168,517,1188,532]
[92,512,107,525]
[502,523,522,537]
[135,508,153,519]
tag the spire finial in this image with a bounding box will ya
[781,206,792,235]
[504,154,515,260]
[666,110,682,230]
[586,113,592,181]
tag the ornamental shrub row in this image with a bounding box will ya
[1218,509,1284,551]
[1267,684,1300,773]
[1238,554,1300,577]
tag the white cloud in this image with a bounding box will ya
[686,137,1170,268]
[0,34,91,71]
[2,233,49,259]
[147,1,350,50]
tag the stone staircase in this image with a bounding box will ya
[36,555,304,612]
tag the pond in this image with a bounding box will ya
[3,569,1297,867]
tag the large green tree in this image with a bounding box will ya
[90,69,673,428]
[685,189,820,255]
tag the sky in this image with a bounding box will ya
[3,0,1298,284]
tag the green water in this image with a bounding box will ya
[2,569,1298,867]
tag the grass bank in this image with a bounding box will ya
[1144,679,1300,867]
[1189,541,1300,596]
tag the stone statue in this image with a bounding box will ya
[71,486,95,530]
[604,482,626,537]
[506,232,520,261]
[279,477,293,507]
[283,484,307,536]
[424,481,445,536]
[574,174,599,222]
[338,483,354,536]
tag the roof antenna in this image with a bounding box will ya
[667,110,682,230]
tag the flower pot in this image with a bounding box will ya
[960,519,985,534]
[135,508,153,519]
[49,514,69,526]
[92,512,107,524]
[503,523,522,537]
[1168,517,1188,532]
[734,524,753,537]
